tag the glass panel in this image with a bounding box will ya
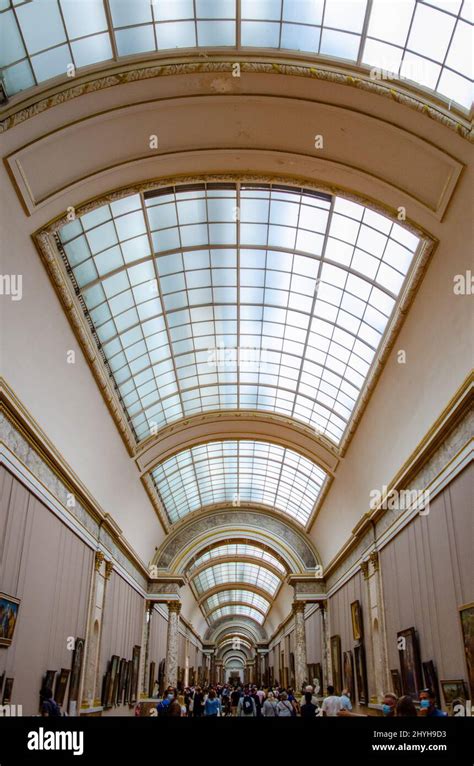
[115,26,155,56]
[109,0,153,26]
[16,0,66,54]
[0,9,25,66]
[71,33,113,67]
[60,0,107,38]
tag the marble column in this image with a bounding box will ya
[140,601,154,698]
[164,601,181,688]
[293,601,308,693]
[362,551,390,703]
[81,551,108,711]
[320,601,330,696]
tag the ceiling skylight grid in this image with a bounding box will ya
[151,440,327,525]
[203,589,271,614]
[192,560,281,596]
[189,543,286,573]
[58,183,420,447]
[1,0,471,108]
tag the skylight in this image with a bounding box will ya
[151,439,328,525]
[58,183,420,446]
[203,590,272,615]
[192,561,281,597]
[209,605,265,624]
[189,543,286,573]
[1,0,471,108]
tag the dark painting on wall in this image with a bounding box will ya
[343,650,355,699]
[354,644,368,705]
[350,600,363,641]
[118,658,128,705]
[0,594,20,647]
[397,627,423,699]
[2,677,13,704]
[148,661,156,697]
[459,603,474,698]
[440,679,467,713]
[390,669,402,698]
[125,660,133,704]
[42,670,56,695]
[68,637,85,707]
[330,635,342,695]
[101,671,110,707]
[112,655,121,705]
[54,669,70,706]
[106,655,120,708]
[422,660,440,707]
[0,672,4,698]
[131,646,141,703]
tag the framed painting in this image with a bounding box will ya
[42,670,56,694]
[54,669,70,706]
[112,655,121,705]
[68,637,85,706]
[101,671,110,707]
[350,600,363,642]
[330,635,342,695]
[440,680,467,712]
[0,594,20,647]
[422,660,440,707]
[343,650,355,699]
[0,672,4,697]
[459,603,474,698]
[397,627,423,699]
[148,660,156,697]
[2,677,13,705]
[117,658,127,705]
[125,660,133,704]
[106,655,120,708]
[354,643,368,705]
[390,669,402,698]
[131,646,141,703]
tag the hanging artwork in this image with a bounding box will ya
[397,627,423,699]
[68,637,85,708]
[131,646,141,703]
[54,669,70,706]
[459,603,474,698]
[390,669,402,698]
[2,677,13,705]
[422,660,441,707]
[0,594,20,647]
[330,635,342,694]
[354,644,368,705]
[350,600,363,642]
[148,661,156,697]
[343,650,355,699]
[106,655,120,708]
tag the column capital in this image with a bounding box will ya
[360,559,370,579]
[369,550,380,572]
[104,560,114,580]
[292,600,306,614]
[94,550,105,571]
[167,600,181,614]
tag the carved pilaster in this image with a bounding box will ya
[164,601,181,689]
[360,560,370,579]
[292,601,308,693]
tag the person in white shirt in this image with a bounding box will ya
[321,686,343,716]
[303,684,319,707]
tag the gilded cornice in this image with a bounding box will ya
[1,58,472,141]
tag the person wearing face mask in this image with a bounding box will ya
[381,692,397,717]
[419,688,447,717]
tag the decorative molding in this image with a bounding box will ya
[94,551,105,572]
[1,57,471,141]
[0,378,148,590]
[104,561,114,580]
[167,601,182,614]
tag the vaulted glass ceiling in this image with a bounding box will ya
[203,590,272,615]
[1,0,471,108]
[189,543,286,573]
[151,440,328,525]
[192,561,281,596]
[58,183,420,446]
[210,605,265,624]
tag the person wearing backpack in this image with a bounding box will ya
[237,686,256,717]
[276,692,294,717]
[41,688,61,717]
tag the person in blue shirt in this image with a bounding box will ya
[204,689,222,717]
[419,688,447,717]
[340,688,353,712]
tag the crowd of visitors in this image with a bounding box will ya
[148,682,448,718]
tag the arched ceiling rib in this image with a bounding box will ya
[188,542,287,575]
[153,510,321,571]
[1,0,471,110]
[57,182,421,454]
